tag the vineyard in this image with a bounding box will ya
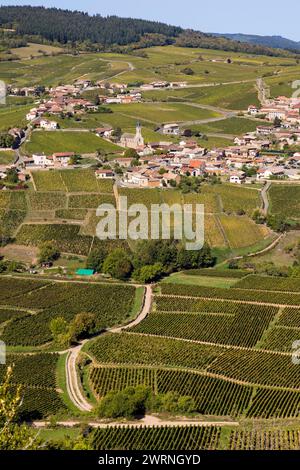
[235,275,300,292]
[90,366,252,417]
[160,283,300,306]
[182,269,250,278]
[229,429,300,450]
[31,169,114,194]
[269,184,300,220]
[92,425,221,450]
[132,303,277,347]
[0,353,66,420]
[87,332,224,370]
[15,224,93,255]
[0,277,136,346]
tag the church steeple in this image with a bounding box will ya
[134,121,144,147]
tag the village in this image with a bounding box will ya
[2,79,300,189]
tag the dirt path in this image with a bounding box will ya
[65,285,152,412]
[33,416,239,429]
[261,181,271,215]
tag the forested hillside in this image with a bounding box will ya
[0,5,297,57]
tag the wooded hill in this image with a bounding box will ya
[0,5,297,58]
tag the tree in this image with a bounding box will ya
[38,242,60,264]
[69,313,96,342]
[112,127,122,140]
[102,248,133,280]
[0,367,41,450]
[274,116,282,128]
[49,317,70,346]
[176,243,215,270]
[133,263,164,283]
[97,386,152,419]
[124,148,139,159]
[181,67,194,75]
[86,247,107,272]
[4,168,18,184]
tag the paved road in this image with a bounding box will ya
[65,285,152,412]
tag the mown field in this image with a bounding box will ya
[24,131,123,155]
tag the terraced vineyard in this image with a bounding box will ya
[92,425,221,450]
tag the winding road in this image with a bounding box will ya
[65,285,152,412]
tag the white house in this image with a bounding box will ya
[126,171,149,187]
[162,124,180,136]
[32,154,53,166]
[40,119,58,130]
[248,105,259,115]
[229,171,246,184]
[95,169,115,179]
[26,109,38,121]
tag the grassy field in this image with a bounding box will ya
[143,81,260,110]
[0,53,126,87]
[23,131,123,155]
[0,104,32,131]
[190,117,272,135]
[109,102,220,124]
[162,272,239,288]
[10,42,64,59]
[0,150,15,164]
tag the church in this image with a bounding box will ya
[120,122,145,149]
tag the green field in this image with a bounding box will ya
[0,150,15,164]
[0,104,32,131]
[24,131,123,155]
[190,117,272,135]
[109,102,220,124]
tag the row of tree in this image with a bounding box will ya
[87,240,215,282]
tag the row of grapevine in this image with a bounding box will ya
[0,353,66,420]
[88,333,224,371]
[133,305,277,347]
[279,307,300,327]
[68,193,115,208]
[207,348,300,389]
[246,388,300,419]
[259,326,300,353]
[229,429,300,450]
[92,425,221,450]
[1,282,136,346]
[15,224,93,255]
[235,275,300,293]
[182,268,250,278]
[0,277,48,302]
[90,366,252,417]
[160,283,300,306]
